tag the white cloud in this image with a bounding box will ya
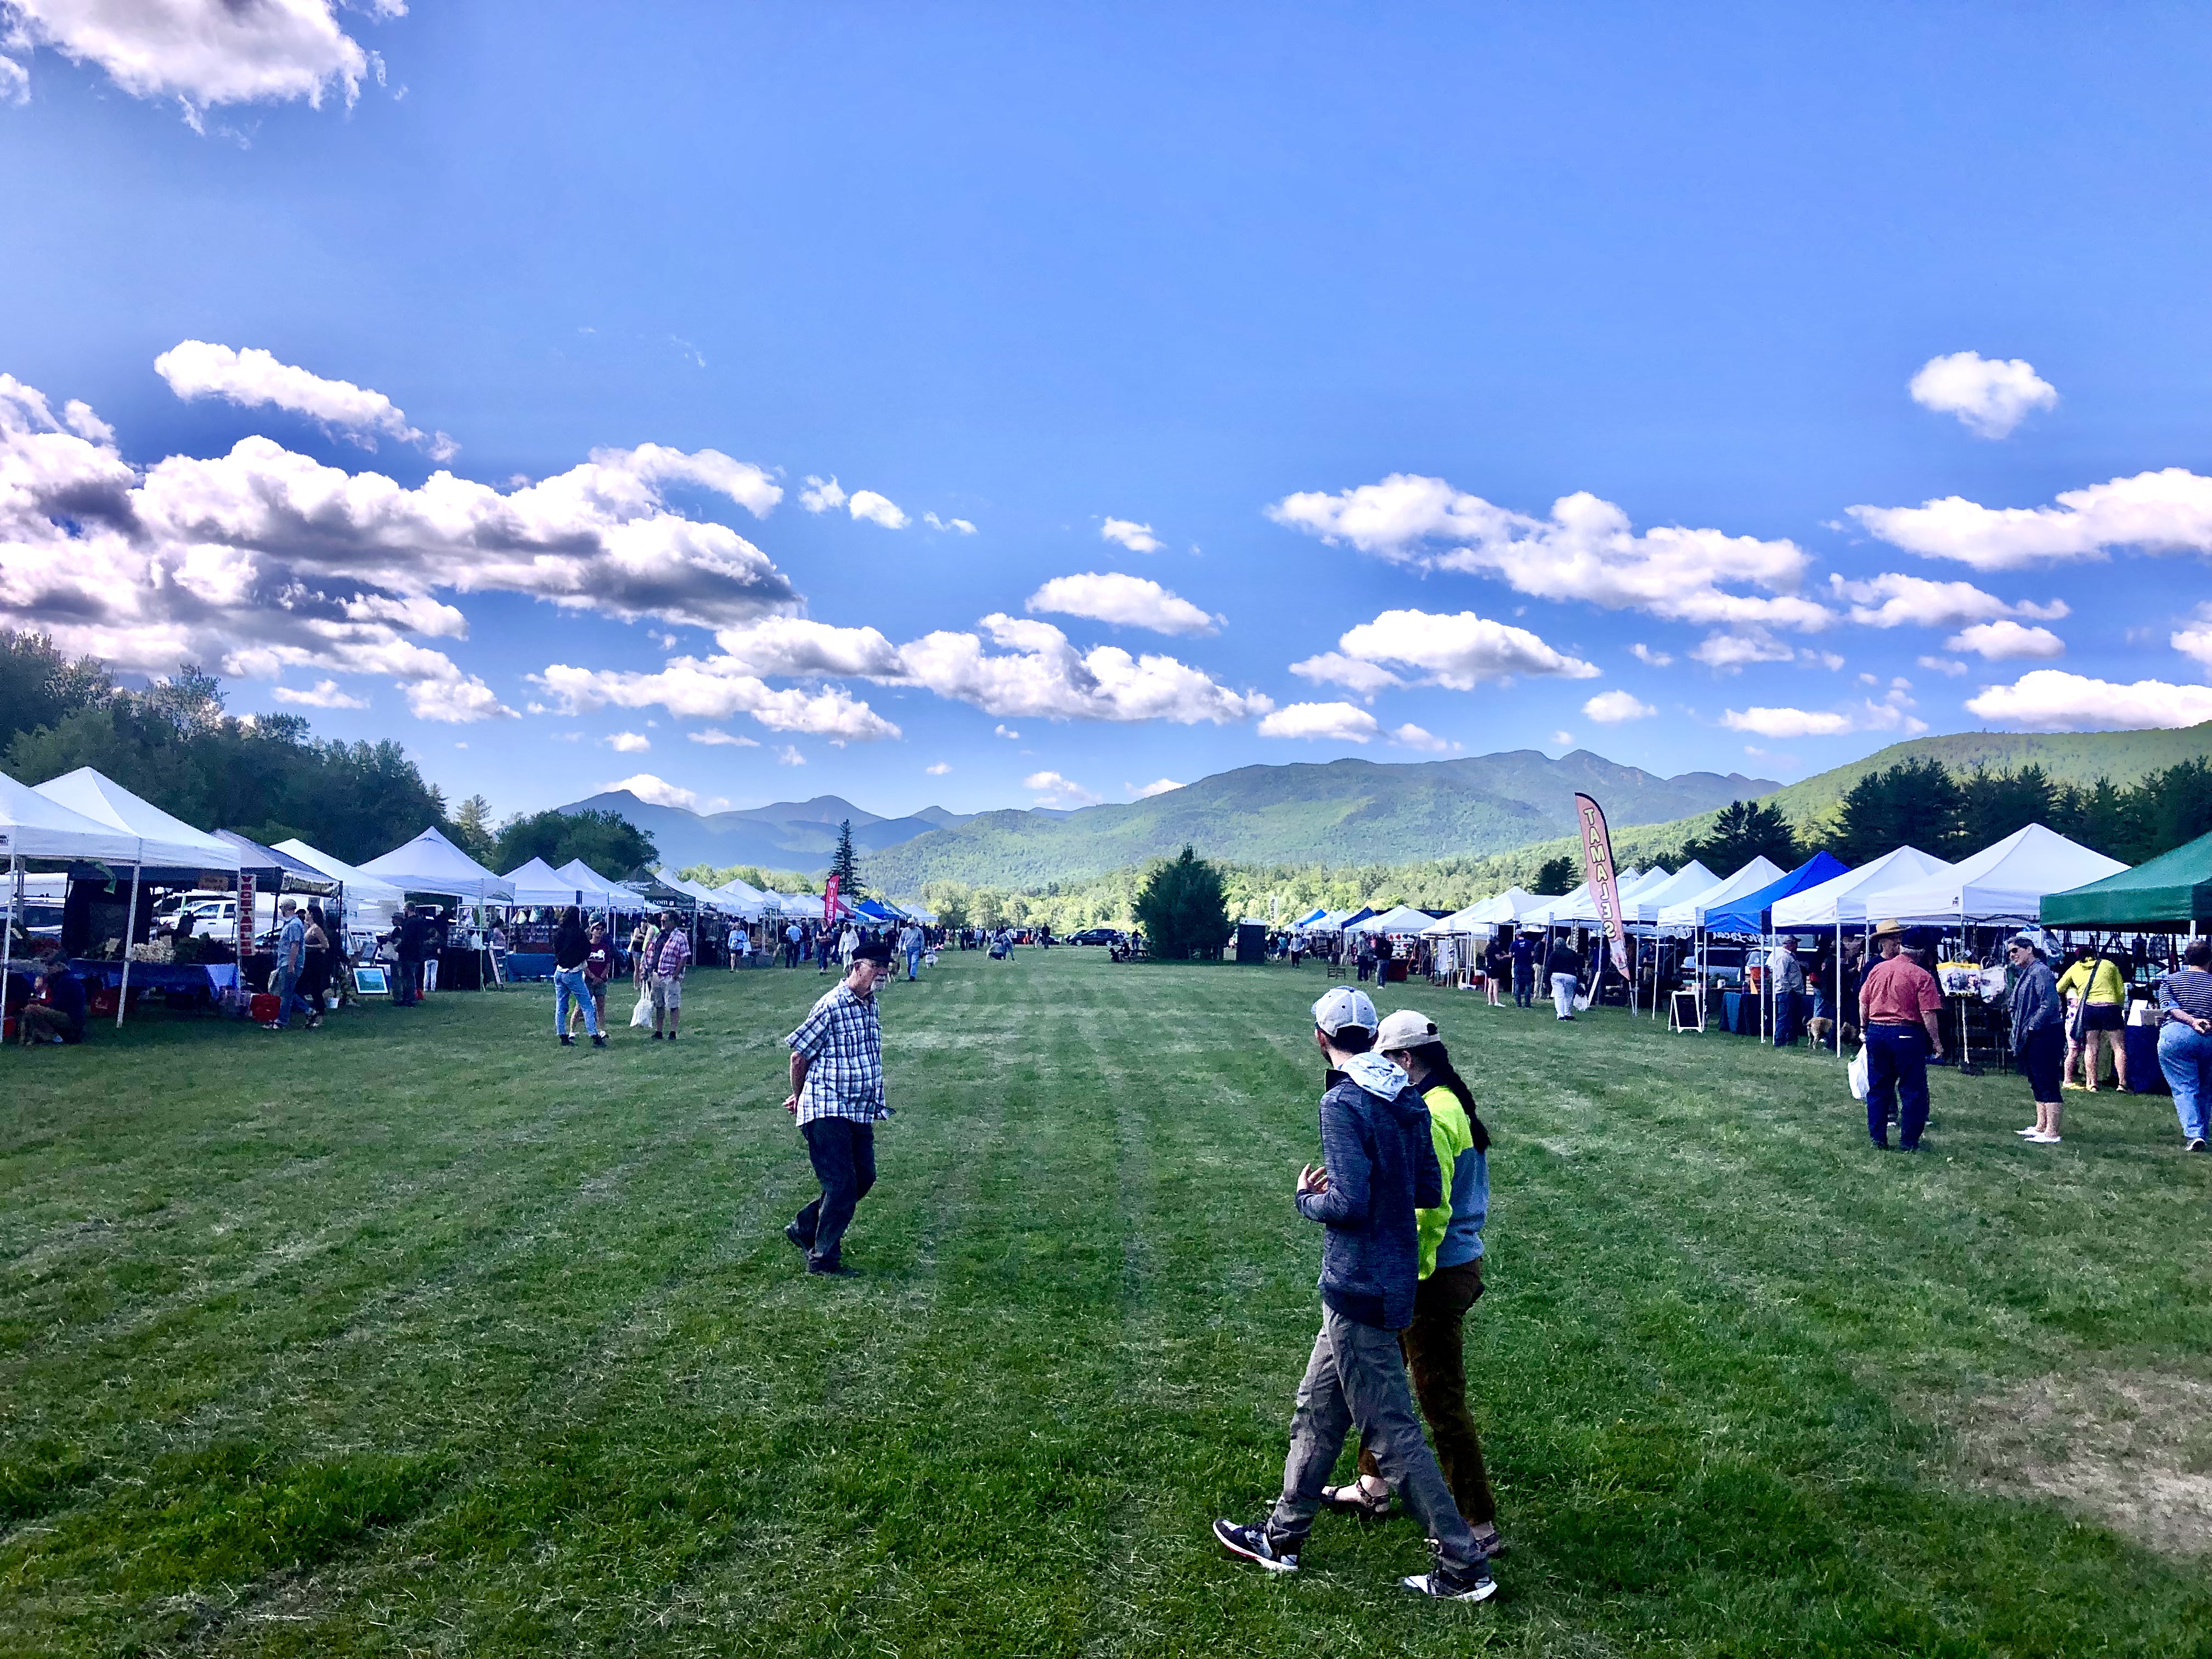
[1850,467,2212,571]
[269,678,365,709]
[1550,731,1575,747]
[155,341,447,453]
[1024,769,1102,807]
[605,730,651,753]
[531,659,900,741]
[799,475,846,513]
[1288,651,1406,698]
[1690,629,1842,673]
[1129,777,1182,798]
[1268,474,1830,631]
[994,724,1019,739]
[775,744,805,766]
[1720,688,1926,740]
[1333,608,1599,690]
[1918,656,1971,676]
[0,52,26,103]
[1908,351,2058,439]
[1830,572,2069,630]
[688,728,759,747]
[1945,619,2066,660]
[1583,689,1658,724]
[1966,669,2212,731]
[0,374,794,723]
[925,761,951,776]
[2172,616,2212,674]
[847,489,908,529]
[1,0,401,127]
[1026,571,1217,635]
[1259,701,1380,744]
[1101,517,1164,554]
[1389,723,1453,752]
[601,772,699,810]
[1630,642,1673,667]
[923,512,976,534]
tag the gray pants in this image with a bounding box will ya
[1268,1305,1485,1572]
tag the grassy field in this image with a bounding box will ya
[3,950,2210,1658]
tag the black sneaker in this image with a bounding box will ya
[805,1257,856,1277]
[1212,1518,1300,1574]
[1400,1540,1497,1602]
[560,1035,575,1046]
[784,1222,814,1251]
[590,1034,606,1048]
[651,1031,664,1040]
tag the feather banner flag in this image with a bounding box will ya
[1573,792,1631,979]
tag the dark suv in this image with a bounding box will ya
[1068,927,1125,946]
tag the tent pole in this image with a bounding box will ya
[115,852,144,1028]
[2,851,16,1045]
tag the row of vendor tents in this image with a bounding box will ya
[1295,817,2212,943]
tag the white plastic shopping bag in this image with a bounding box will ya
[629,986,653,1029]
[1848,1044,1871,1102]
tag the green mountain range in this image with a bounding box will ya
[867,751,1775,893]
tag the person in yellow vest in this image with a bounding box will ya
[2057,943,2129,1092]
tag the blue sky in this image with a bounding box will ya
[5,2,2211,821]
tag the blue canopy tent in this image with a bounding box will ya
[1701,851,1851,938]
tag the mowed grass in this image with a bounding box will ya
[3,950,2210,1658]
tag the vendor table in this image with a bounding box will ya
[70,961,239,1001]
[503,952,556,981]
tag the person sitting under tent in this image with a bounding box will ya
[14,943,87,1046]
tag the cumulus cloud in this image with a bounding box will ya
[1630,642,1673,668]
[1720,687,1926,740]
[1268,473,1830,631]
[925,761,951,776]
[1830,572,2068,630]
[270,678,365,709]
[605,730,651,752]
[923,512,976,534]
[1583,689,1658,724]
[994,724,1018,739]
[155,341,450,454]
[1849,468,2212,571]
[1026,571,1217,636]
[799,475,846,513]
[1966,669,2212,731]
[775,744,805,766]
[1945,619,2065,660]
[1908,351,2058,439]
[1259,701,1380,744]
[1289,651,1405,698]
[1389,723,1453,752]
[1101,517,1164,554]
[0,372,793,720]
[1129,777,1182,798]
[847,489,908,529]
[2172,615,2212,674]
[1918,656,1971,676]
[687,728,758,747]
[1331,608,1599,690]
[1024,770,1102,807]
[601,772,699,810]
[1690,629,1841,673]
[529,659,900,742]
[1550,730,1575,747]
[1,0,402,127]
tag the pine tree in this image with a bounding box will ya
[1681,798,1800,872]
[830,817,866,899]
[453,794,498,864]
[1133,845,1230,961]
[1531,855,1578,895]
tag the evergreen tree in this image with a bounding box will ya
[1133,845,1231,961]
[1530,855,1578,895]
[453,794,498,864]
[1682,798,1801,872]
[1826,760,1962,865]
[830,817,866,899]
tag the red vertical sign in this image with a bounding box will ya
[1573,793,1630,979]
[823,873,840,924]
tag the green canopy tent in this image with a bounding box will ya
[2040,829,2212,929]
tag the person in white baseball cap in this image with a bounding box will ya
[1320,1007,1502,1556]
[1212,989,1498,1602]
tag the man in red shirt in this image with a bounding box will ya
[1858,919,1945,1150]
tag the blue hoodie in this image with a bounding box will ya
[1295,1052,1444,1330]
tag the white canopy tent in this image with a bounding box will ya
[1421,900,1489,937]
[1462,888,1539,928]
[1868,823,2126,928]
[552,860,625,906]
[273,839,406,938]
[1516,882,1590,929]
[34,768,241,873]
[1654,856,1786,932]
[502,856,592,909]
[1768,845,1953,930]
[3,774,154,1023]
[360,828,516,904]
[1346,904,1437,936]
[1629,861,1720,926]
[1550,866,1669,926]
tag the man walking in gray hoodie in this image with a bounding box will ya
[1212,986,1498,1602]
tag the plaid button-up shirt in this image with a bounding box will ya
[786,983,887,1124]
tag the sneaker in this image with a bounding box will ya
[784,1221,813,1251]
[2015,1126,2040,1137]
[1212,1518,1300,1574]
[805,1257,857,1277]
[560,1034,575,1046]
[651,1031,664,1041]
[262,1021,285,1031]
[1400,1541,1498,1602]
[2026,1132,2061,1144]
[591,1034,607,1048]
[2189,1138,2207,1153]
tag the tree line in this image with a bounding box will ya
[2,630,653,877]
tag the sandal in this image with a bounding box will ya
[1321,1478,1393,1517]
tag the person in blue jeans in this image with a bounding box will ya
[264,899,320,1031]
[551,907,606,1048]
[1856,921,1945,1149]
[2155,938,2212,1151]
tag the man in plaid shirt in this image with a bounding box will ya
[783,938,894,1276]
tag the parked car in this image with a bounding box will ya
[1068,927,1125,947]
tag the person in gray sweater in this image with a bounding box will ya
[1211,986,1497,1604]
[2007,934,2064,1145]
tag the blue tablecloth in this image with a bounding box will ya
[72,960,238,996]
[503,952,556,981]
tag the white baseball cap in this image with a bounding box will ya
[1376,1008,1439,1052]
[1312,985,1378,1036]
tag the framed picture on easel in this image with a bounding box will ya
[1670,990,1703,1032]
[354,966,391,996]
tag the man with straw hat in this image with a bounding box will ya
[1857,920,1945,1151]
